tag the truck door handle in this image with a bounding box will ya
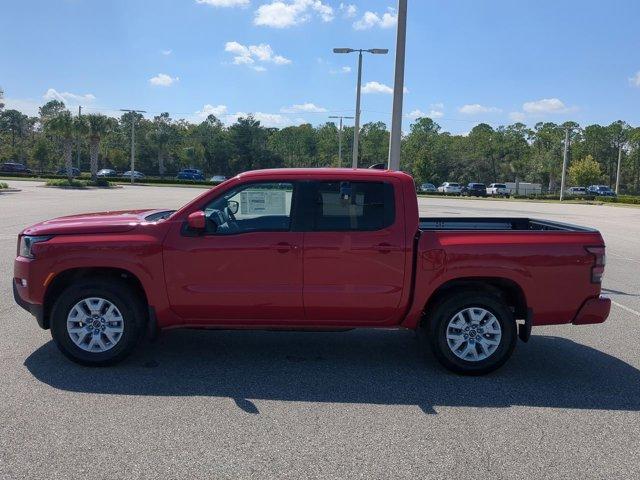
[274,242,297,253]
[374,243,397,254]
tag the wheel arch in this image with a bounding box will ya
[422,277,528,326]
[42,267,149,329]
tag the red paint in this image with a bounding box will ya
[572,297,611,325]
[13,168,610,333]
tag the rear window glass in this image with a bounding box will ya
[313,181,395,231]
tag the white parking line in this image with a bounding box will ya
[611,300,640,317]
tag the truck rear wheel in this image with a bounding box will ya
[50,279,146,366]
[425,292,517,375]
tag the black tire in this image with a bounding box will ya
[50,278,146,366]
[424,291,517,375]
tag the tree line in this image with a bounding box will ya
[1,91,639,192]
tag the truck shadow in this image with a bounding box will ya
[24,330,640,414]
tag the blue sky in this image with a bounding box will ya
[1,0,639,133]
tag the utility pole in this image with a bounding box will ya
[387,0,408,171]
[120,109,146,184]
[76,105,82,170]
[353,51,363,169]
[329,115,354,167]
[333,47,388,168]
[615,144,623,194]
[560,127,571,201]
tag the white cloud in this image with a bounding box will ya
[195,0,250,7]
[254,0,334,28]
[224,41,291,70]
[408,107,443,119]
[522,98,568,114]
[361,81,408,95]
[191,105,306,127]
[353,8,397,30]
[340,3,357,18]
[458,103,501,115]
[329,65,352,74]
[232,111,306,127]
[149,73,179,87]
[43,88,96,104]
[194,104,229,121]
[509,111,526,122]
[629,71,640,87]
[280,102,327,113]
[161,49,173,56]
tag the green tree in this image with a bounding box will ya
[32,138,49,173]
[569,155,602,187]
[39,100,66,121]
[148,113,176,177]
[46,110,77,180]
[359,122,389,168]
[86,114,115,180]
[195,115,232,176]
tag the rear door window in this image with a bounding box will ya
[311,181,395,231]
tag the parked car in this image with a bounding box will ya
[418,182,436,193]
[565,186,588,197]
[487,183,509,197]
[210,175,228,184]
[122,170,145,179]
[177,169,205,181]
[97,169,118,178]
[587,185,616,197]
[437,182,462,195]
[1,162,32,174]
[461,183,487,197]
[13,168,611,375]
[56,167,80,177]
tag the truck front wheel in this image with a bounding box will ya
[425,292,517,375]
[50,279,146,366]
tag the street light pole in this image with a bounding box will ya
[353,51,363,169]
[333,47,388,168]
[329,115,354,167]
[120,109,146,184]
[387,0,408,171]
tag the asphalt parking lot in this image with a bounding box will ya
[1,180,639,479]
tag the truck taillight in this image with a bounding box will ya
[586,246,606,284]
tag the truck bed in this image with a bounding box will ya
[419,217,597,232]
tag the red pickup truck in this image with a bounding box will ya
[13,168,611,374]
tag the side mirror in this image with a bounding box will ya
[187,211,206,230]
[228,200,239,215]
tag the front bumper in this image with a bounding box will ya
[13,279,46,329]
[572,297,611,325]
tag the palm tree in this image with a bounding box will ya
[86,114,114,180]
[148,113,174,178]
[45,111,87,181]
[45,111,75,181]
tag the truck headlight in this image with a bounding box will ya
[19,235,51,259]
